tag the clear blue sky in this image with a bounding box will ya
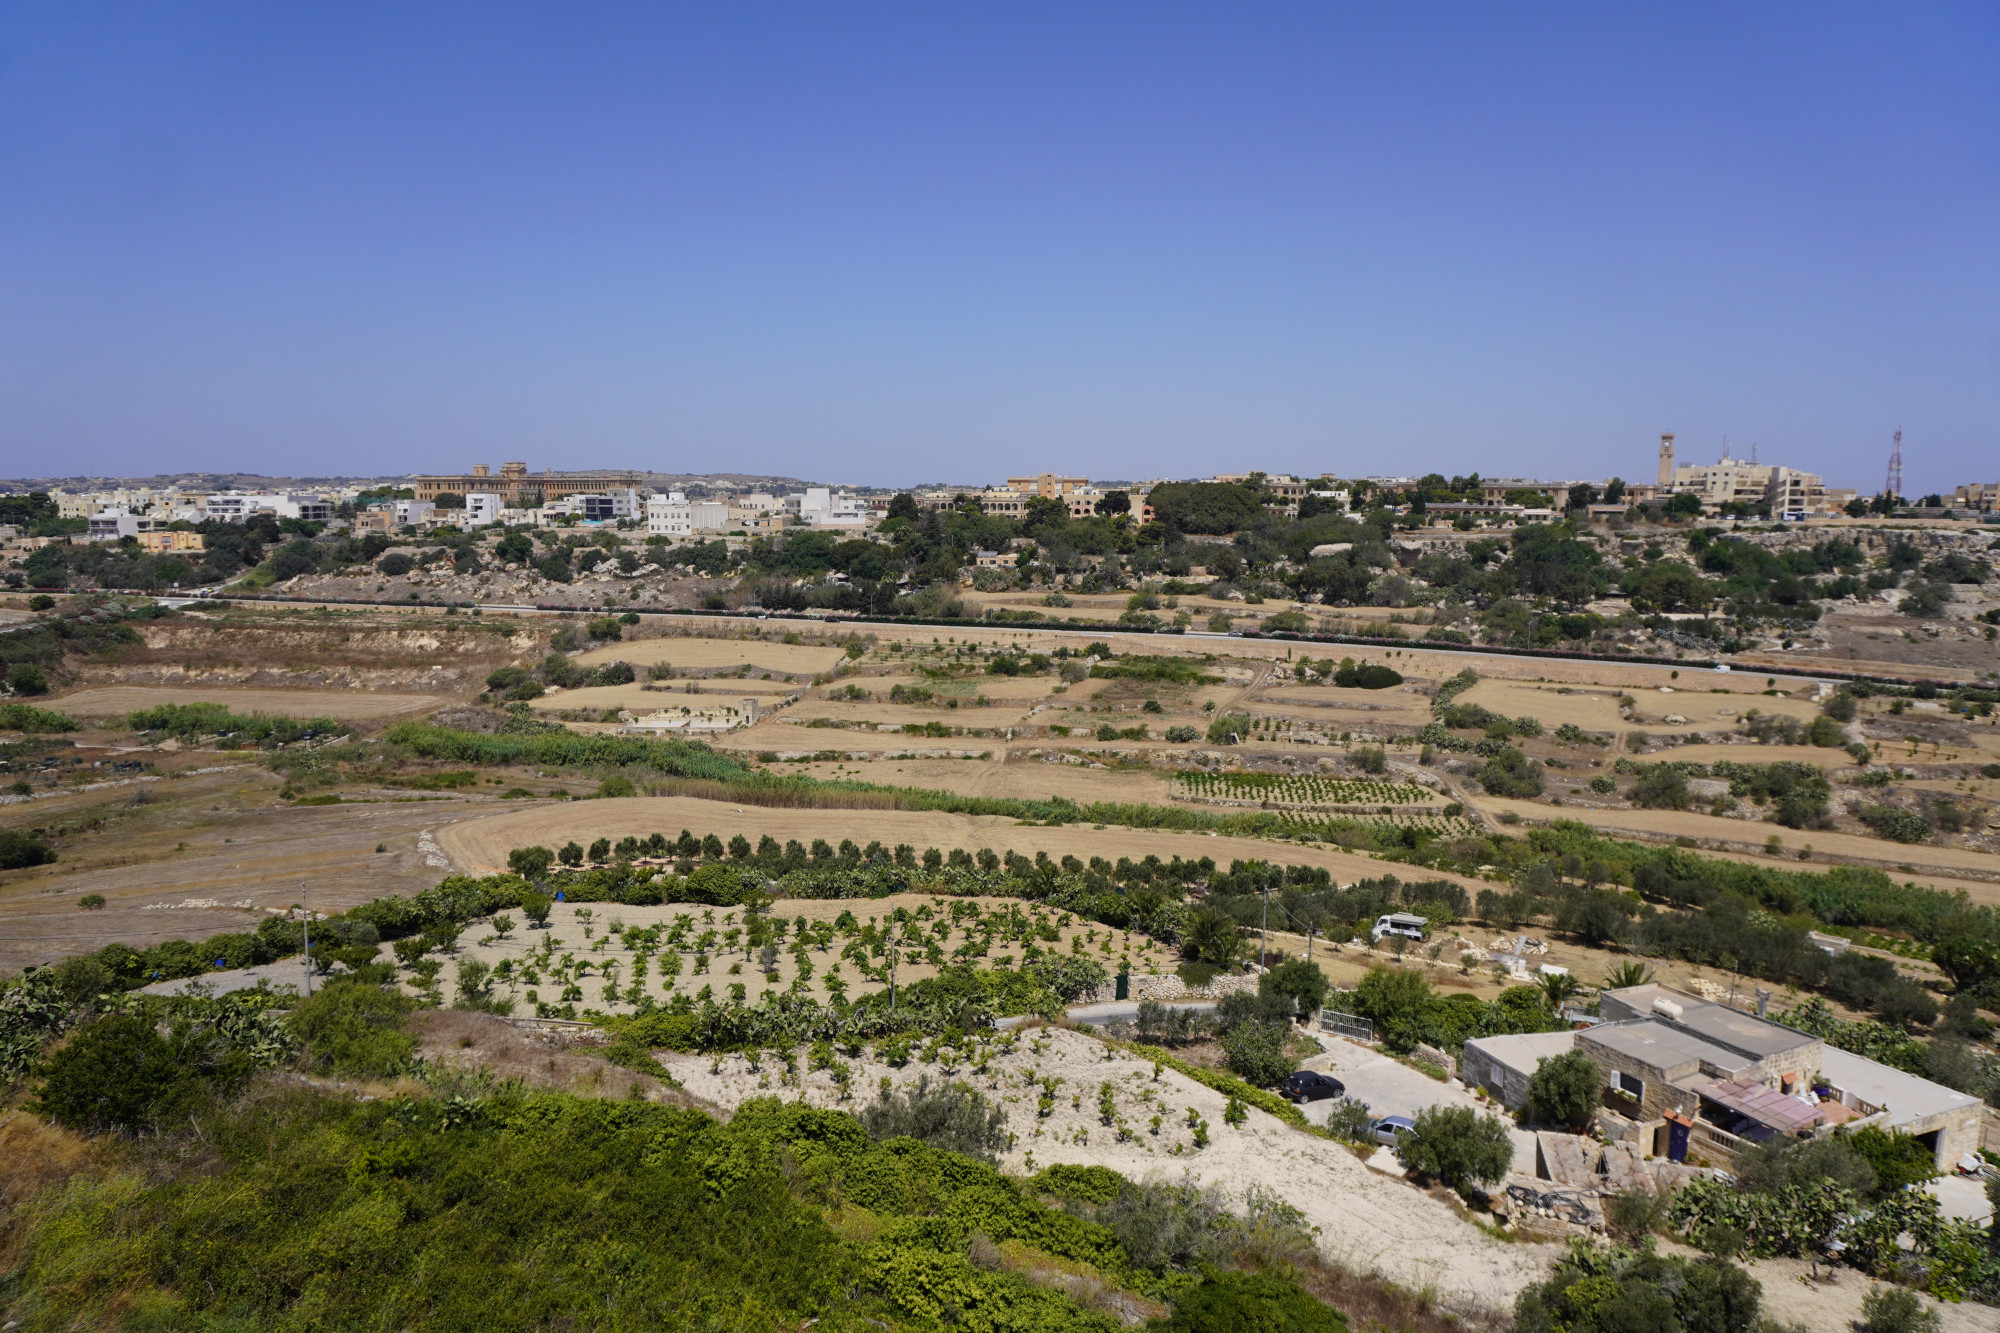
[2,4,1995,493]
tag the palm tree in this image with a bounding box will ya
[1182,908,1244,969]
[1538,971,1585,1012]
[1603,961,1654,991]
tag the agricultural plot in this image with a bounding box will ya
[427,895,1172,1016]
[1174,772,1442,808]
[46,685,451,721]
[571,635,847,676]
[1280,810,1481,841]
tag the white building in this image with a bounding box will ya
[393,499,437,527]
[794,487,868,527]
[203,492,333,524]
[464,492,504,526]
[646,491,692,537]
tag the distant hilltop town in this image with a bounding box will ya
[5,435,1995,548]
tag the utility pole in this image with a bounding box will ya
[299,878,312,998]
[1260,883,1270,969]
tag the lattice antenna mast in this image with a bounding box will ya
[1885,427,1903,499]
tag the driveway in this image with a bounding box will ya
[1301,1035,1538,1177]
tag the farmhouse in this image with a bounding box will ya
[1461,983,1982,1171]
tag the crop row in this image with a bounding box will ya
[1173,771,1434,806]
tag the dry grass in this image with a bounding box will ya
[49,685,453,720]
[411,1009,711,1109]
[572,636,846,675]
[0,1110,104,1276]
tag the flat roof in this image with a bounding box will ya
[1465,1030,1576,1074]
[1818,1047,1979,1125]
[1674,1004,1818,1060]
[1601,984,1819,1060]
[1581,1019,1754,1077]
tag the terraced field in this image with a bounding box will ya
[1174,771,1442,807]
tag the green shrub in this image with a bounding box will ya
[1395,1104,1513,1193]
[1032,1163,1125,1205]
[1859,806,1932,844]
[1476,747,1544,798]
[0,702,76,733]
[1858,1285,1942,1333]
[32,1011,255,1134]
[0,829,57,870]
[1154,1270,1348,1332]
[858,1074,1008,1163]
[1526,1049,1601,1128]
[1219,1020,1297,1088]
[287,981,418,1078]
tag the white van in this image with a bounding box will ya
[1370,912,1428,944]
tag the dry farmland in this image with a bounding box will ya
[47,685,453,721]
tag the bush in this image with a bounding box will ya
[1219,1020,1297,1088]
[378,552,414,577]
[1859,806,1932,844]
[32,1011,253,1134]
[1395,1104,1514,1193]
[287,982,418,1078]
[1259,958,1329,1016]
[508,845,554,878]
[1164,725,1200,743]
[1154,1270,1348,1333]
[1858,1286,1941,1333]
[1514,1242,1762,1333]
[1631,765,1690,810]
[1476,747,1544,799]
[77,893,105,911]
[0,829,56,870]
[1526,1049,1601,1128]
[6,662,50,695]
[858,1074,1007,1163]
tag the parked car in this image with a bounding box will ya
[1368,1115,1416,1145]
[1278,1070,1346,1103]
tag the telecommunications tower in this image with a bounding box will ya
[1885,427,1903,500]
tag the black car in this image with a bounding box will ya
[1279,1070,1346,1103]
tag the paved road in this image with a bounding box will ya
[1301,1035,1539,1176]
[1064,999,1217,1027]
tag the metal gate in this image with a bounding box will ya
[1320,1010,1374,1043]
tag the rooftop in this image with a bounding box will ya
[1465,1030,1577,1069]
[1818,1047,1980,1126]
[1580,1018,1755,1078]
[1600,983,1820,1060]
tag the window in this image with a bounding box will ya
[1612,1072,1643,1100]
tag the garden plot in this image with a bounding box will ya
[432,897,1174,1014]
[1174,772,1444,808]
[47,685,452,721]
[1455,678,1818,735]
[571,635,847,676]
[656,1024,1560,1317]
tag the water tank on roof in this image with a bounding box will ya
[1652,997,1683,1021]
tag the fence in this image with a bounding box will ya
[1320,1010,1375,1043]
